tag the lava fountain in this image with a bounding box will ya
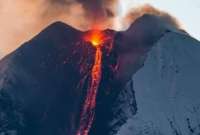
[76,30,107,135]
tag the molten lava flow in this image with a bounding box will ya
[76,31,105,135]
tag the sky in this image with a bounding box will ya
[121,0,200,40]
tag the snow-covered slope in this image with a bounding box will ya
[118,32,200,135]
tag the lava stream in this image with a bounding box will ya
[76,31,104,135]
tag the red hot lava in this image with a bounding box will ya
[76,30,108,135]
[84,30,106,47]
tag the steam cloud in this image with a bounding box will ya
[0,1,180,58]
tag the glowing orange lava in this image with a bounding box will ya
[84,30,106,47]
[76,31,106,135]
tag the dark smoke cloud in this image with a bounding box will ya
[48,0,117,15]
[46,0,118,26]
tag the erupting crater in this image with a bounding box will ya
[84,30,106,47]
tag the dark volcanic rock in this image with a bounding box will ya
[0,21,137,135]
[0,22,94,135]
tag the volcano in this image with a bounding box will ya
[0,21,137,135]
[0,14,200,135]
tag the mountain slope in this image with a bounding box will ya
[118,32,200,135]
[0,22,93,135]
[0,21,138,135]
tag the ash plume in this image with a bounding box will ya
[46,0,118,26]
[49,0,117,17]
[123,4,181,30]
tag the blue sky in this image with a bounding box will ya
[121,0,200,40]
